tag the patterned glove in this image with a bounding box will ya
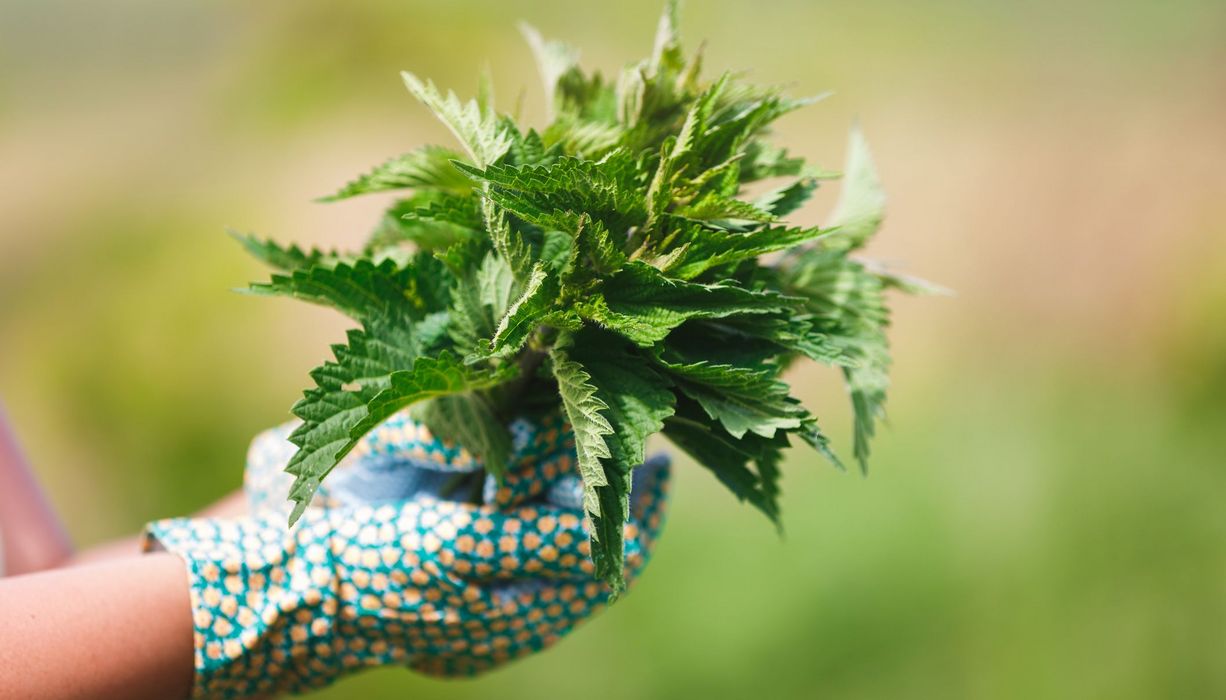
[145,409,671,698]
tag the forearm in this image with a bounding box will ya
[0,553,194,700]
[0,408,73,575]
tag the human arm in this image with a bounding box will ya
[0,553,194,700]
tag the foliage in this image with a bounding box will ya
[242,0,924,593]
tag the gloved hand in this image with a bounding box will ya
[145,409,671,699]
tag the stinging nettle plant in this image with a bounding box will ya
[237,1,933,594]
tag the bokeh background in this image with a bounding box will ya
[2,0,1225,697]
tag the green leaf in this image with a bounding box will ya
[489,263,558,358]
[454,151,646,234]
[580,261,792,346]
[549,340,615,519]
[414,393,513,482]
[246,258,421,322]
[740,141,805,182]
[231,232,345,271]
[843,341,890,474]
[755,176,819,217]
[643,74,729,227]
[550,331,674,593]
[321,145,472,201]
[674,192,776,225]
[652,346,807,439]
[519,23,581,121]
[561,214,627,290]
[505,128,562,169]
[826,124,886,251]
[481,196,535,283]
[798,417,846,472]
[477,252,518,321]
[569,330,675,593]
[539,229,573,272]
[542,114,623,158]
[869,263,953,297]
[649,0,684,76]
[711,313,858,367]
[571,332,675,469]
[366,195,480,253]
[658,223,833,280]
[492,262,561,353]
[446,252,498,354]
[352,353,514,454]
[284,315,442,523]
[402,72,513,168]
[779,249,893,471]
[662,400,785,524]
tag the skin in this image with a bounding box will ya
[0,555,194,700]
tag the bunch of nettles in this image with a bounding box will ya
[237,2,926,593]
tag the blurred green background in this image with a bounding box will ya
[2,0,1224,697]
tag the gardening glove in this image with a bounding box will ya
[144,409,671,699]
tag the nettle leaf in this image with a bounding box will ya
[247,258,421,321]
[644,74,729,226]
[455,151,646,234]
[755,176,820,218]
[403,191,485,230]
[542,114,624,159]
[252,2,925,590]
[284,313,449,523]
[740,141,806,182]
[477,252,518,320]
[232,232,347,272]
[322,145,471,201]
[571,331,675,470]
[447,252,500,353]
[572,331,675,592]
[415,394,513,482]
[779,249,893,471]
[652,347,806,439]
[549,341,615,519]
[562,215,627,290]
[539,229,573,271]
[353,353,515,451]
[368,195,480,253]
[658,222,833,280]
[650,0,685,76]
[799,416,846,472]
[505,128,562,169]
[713,313,858,368]
[552,330,675,593]
[489,263,559,358]
[662,398,788,524]
[674,192,776,225]
[519,23,581,120]
[826,124,886,251]
[402,72,513,168]
[580,261,792,346]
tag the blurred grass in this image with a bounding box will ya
[1,0,1224,697]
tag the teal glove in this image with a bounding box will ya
[145,409,671,698]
